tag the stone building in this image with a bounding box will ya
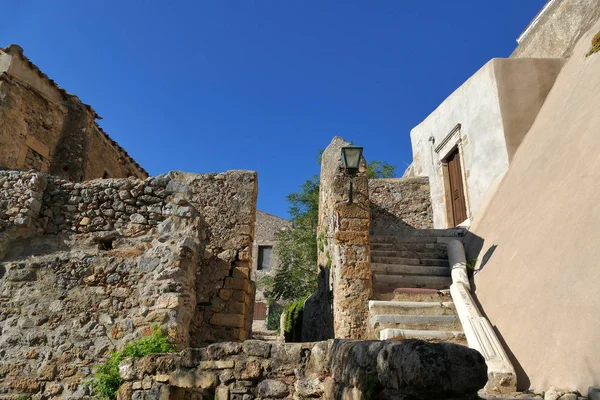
[402,0,600,393]
[251,210,291,332]
[406,58,564,228]
[0,44,147,181]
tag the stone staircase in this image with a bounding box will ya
[369,228,467,344]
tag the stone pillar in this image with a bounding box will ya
[318,137,372,339]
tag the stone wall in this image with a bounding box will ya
[368,177,433,236]
[117,339,488,400]
[511,0,600,59]
[0,44,147,181]
[0,169,257,398]
[318,137,371,340]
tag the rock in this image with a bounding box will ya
[257,379,289,398]
[376,339,487,399]
[207,342,242,360]
[242,340,271,358]
[545,387,580,400]
[295,378,324,397]
[130,213,148,224]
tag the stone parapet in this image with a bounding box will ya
[368,177,433,235]
[117,339,488,400]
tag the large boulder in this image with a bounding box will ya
[329,339,487,400]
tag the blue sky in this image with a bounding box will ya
[1,1,545,219]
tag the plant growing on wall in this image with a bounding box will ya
[91,326,174,400]
[586,31,600,57]
[283,297,307,342]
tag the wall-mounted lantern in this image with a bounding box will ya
[341,145,363,203]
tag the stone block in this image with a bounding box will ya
[235,360,262,380]
[339,261,371,280]
[156,294,180,309]
[215,385,229,400]
[340,218,369,232]
[232,267,250,278]
[180,348,208,368]
[169,369,218,389]
[334,203,369,219]
[198,360,235,370]
[224,277,246,291]
[228,301,247,315]
[232,290,245,302]
[210,313,245,328]
[257,379,289,398]
[207,342,242,359]
[334,231,369,245]
[242,340,271,358]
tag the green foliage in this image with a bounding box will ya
[466,258,478,277]
[91,326,175,400]
[266,302,284,331]
[586,31,600,57]
[283,297,306,342]
[15,396,31,400]
[260,148,396,304]
[367,160,396,179]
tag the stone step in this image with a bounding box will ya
[370,249,448,259]
[371,228,466,239]
[379,328,466,344]
[373,274,452,291]
[369,300,456,316]
[371,236,440,244]
[371,257,449,267]
[372,264,450,277]
[373,288,453,302]
[371,314,463,331]
[370,241,447,250]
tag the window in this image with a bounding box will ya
[253,302,267,320]
[257,246,273,271]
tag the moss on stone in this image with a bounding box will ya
[586,31,600,57]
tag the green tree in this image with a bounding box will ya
[260,150,396,303]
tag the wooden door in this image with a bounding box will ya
[447,148,468,226]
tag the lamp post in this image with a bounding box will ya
[341,145,363,203]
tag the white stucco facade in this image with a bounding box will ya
[409,58,564,228]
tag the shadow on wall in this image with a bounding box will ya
[48,99,90,182]
[369,204,420,236]
[301,266,334,341]
[464,231,531,391]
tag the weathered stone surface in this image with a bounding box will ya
[317,137,372,340]
[544,387,581,400]
[376,340,488,399]
[242,339,271,358]
[0,45,147,182]
[369,177,433,235]
[118,339,487,400]
[0,169,258,398]
[257,379,289,398]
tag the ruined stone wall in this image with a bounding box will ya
[511,0,600,59]
[318,137,371,340]
[0,45,147,181]
[117,339,487,400]
[0,169,257,398]
[368,177,433,236]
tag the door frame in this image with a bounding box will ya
[434,124,471,228]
